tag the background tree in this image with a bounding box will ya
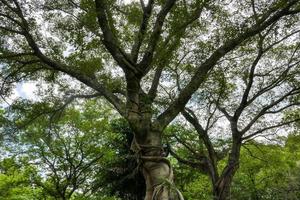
[231,137,300,200]
[165,7,300,198]
[164,2,300,196]
[1,99,148,199]
[99,118,146,200]
[1,0,300,199]
[166,126,300,199]
[0,157,46,200]
[3,99,115,199]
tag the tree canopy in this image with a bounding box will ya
[1,0,300,199]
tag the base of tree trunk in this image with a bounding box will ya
[142,158,172,200]
[141,157,184,200]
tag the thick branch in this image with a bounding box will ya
[168,144,208,173]
[138,0,176,69]
[94,0,138,74]
[148,65,164,101]
[181,109,218,170]
[131,0,154,62]
[5,0,126,116]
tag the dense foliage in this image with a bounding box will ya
[1,0,300,199]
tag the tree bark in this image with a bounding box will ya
[142,159,173,200]
[131,129,175,200]
[213,139,241,200]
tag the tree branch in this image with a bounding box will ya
[0,52,35,59]
[215,104,232,121]
[234,32,300,120]
[242,118,300,140]
[241,88,300,134]
[168,143,208,173]
[3,0,126,116]
[148,65,164,101]
[131,0,154,62]
[155,2,300,129]
[181,109,218,170]
[0,25,23,34]
[138,0,176,69]
[234,40,264,119]
[94,0,138,74]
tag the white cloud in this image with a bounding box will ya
[17,82,36,99]
[0,82,37,108]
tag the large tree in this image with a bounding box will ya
[1,0,300,199]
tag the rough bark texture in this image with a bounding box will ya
[143,160,172,200]
[213,139,241,200]
[131,130,174,200]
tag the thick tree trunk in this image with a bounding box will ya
[142,159,173,200]
[207,162,221,200]
[131,129,177,200]
[212,138,241,200]
[125,75,181,199]
[208,165,233,200]
[213,175,234,200]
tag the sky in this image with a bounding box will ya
[16,82,36,99]
[1,82,36,108]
